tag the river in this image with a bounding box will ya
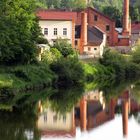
[0,80,140,140]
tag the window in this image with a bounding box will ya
[106,25,110,31]
[75,40,78,46]
[54,28,57,35]
[63,28,67,36]
[94,15,98,21]
[53,115,57,123]
[44,28,48,35]
[63,115,66,123]
[88,47,91,51]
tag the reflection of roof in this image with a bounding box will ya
[36,9,77,20]
[41,130,75,138]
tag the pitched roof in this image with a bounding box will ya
[36,9,77,21]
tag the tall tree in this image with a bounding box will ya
[0,0,41,65]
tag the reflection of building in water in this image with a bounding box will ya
[37,101,75,137]
[37,89,140,138]
[75,90,117,131]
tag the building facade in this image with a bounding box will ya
[37,0,131,56]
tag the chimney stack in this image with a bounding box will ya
[80,12,87,54]
[123,0,130,33]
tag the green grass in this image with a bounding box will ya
[0,63,56,91]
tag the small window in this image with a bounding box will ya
[44,28,48,35]
[63,115,66,123]
[88,47,91,51]
[54,28,57,35]
[63,28,67,36]
[94,48,97,50]
[53,115,57,123]
[94,15,98,21]
[106,25,110,31]
[75,40,78,46]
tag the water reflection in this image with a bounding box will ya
[37,89,136,139]
[1,82,140,140]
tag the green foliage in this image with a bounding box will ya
[36,37,48,44]
[132,45,140,64]
[130,6,140,21]
[50,57,84,87]
[53,39,74,57]
[0,0,42,65]
[0,64,55,90]
[41,48,62,64]
[48,87,84,113]
[37,0,87,10]
[99,48,127,80]
[103,6,122,27]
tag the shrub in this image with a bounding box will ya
[99,47,126,80]
[132,45,140,64]
[37,37,48,44]
[53,39,74,57]
[41,48,62,64]
[50,57,84,87]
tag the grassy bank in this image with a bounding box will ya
[0,63,56,94]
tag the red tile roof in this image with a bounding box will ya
[36,9,77,21]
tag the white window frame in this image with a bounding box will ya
[54,28,57,36]
[44,28,48,35]
[63,28,67,36]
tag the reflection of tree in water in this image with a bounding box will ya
[134,113,140,124]
[47,86,84,114]
[0,105,40,140]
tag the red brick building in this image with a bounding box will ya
[37,0,131,56]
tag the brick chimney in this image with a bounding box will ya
[80,12,87,54]
[123,0,130,34]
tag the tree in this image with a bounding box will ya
[130,6,140,21]
[53,39,74,57]
[103,6,122,27]
[0,0,41,65]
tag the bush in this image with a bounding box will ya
[132,45,140,64]
[53,39,74,57]
[41,48,62,64]
[37,37,48,44]
[99,48,126,80]
[50,57,84,87]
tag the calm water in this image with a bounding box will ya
[0,81,140,140]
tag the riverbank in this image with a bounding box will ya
[0,63,56,95]
[1,45,140,95]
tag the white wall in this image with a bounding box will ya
[39,20,73,44]
[37,108,73,131]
